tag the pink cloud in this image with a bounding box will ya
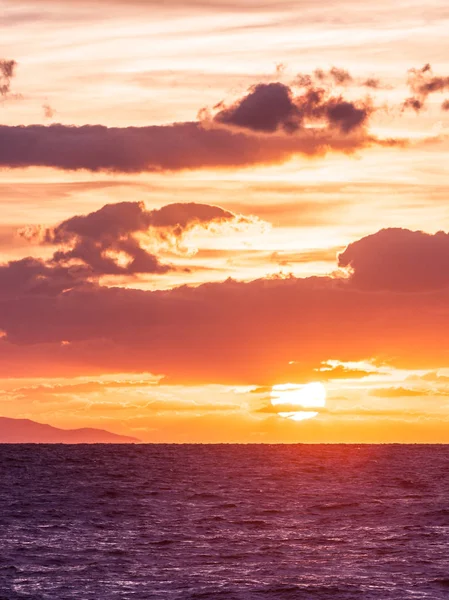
[338,228,449,291]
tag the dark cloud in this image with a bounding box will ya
[32,200,240,243]
[324,98,371,133]
[442,99,449,111]
[2,195,449,384]
[213,83,301,133]
[0,64,413,174]
[0,59,17,98]
[0,257,92,297]
[0,117,393,173]
[213,81,373,135]
[12,201,254,287]
[2,232,449,382]
[338,228,449,291]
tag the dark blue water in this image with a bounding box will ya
[0,445,448,599]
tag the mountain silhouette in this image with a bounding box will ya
[0,417,140,443]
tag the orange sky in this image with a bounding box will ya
[1,0,449,442]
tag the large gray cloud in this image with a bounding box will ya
[0,226,449,382]
[0,118,392,173]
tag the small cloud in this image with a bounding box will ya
[328,67,353,86]
[43,103,56,119]
[404,64,449,112]
[0,59,17,99]
[250,386,272,394]
[402,97,423,113]
[369,387,427,398]
[275,62,286,77]
[316,364,375,380]
[363,78,381,89]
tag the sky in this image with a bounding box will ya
[2,0,449,442]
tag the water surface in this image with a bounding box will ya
[1,445,448,599]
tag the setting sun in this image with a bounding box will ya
[270,382,327,422]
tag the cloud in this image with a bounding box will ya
[314,67,353,86]
[3,225,449,382]
[0,59,17,98]
[369,387,427,398]
[11,379,159,399]
[362,78,382,89]
[0,68,413,174]
[4,0,302,9]
[408,64,449,96]
[213,82,302,133]
[316,364,374,380]
[403,64,449,112]
[0,118,393,173]
[0,257,92,297]
[296,68,389,91]
[325,98,371,133]
[408,371,449,383]
[255,402,438,418]
[212,81,373,135]
[0,264,447,383]
[11,201,257,288]
[43,104,56,119]
[402,97,424,113]
[338,228,449,291]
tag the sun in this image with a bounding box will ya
[270,382,326,422]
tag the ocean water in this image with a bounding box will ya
[0,445,448,600]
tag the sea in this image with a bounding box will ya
[0,445,448,599]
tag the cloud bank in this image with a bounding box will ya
[0,119,389,173]
[1,223,449,382]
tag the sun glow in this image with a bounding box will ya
[270,382,327,422]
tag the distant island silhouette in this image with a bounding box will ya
[0,417,140,443]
